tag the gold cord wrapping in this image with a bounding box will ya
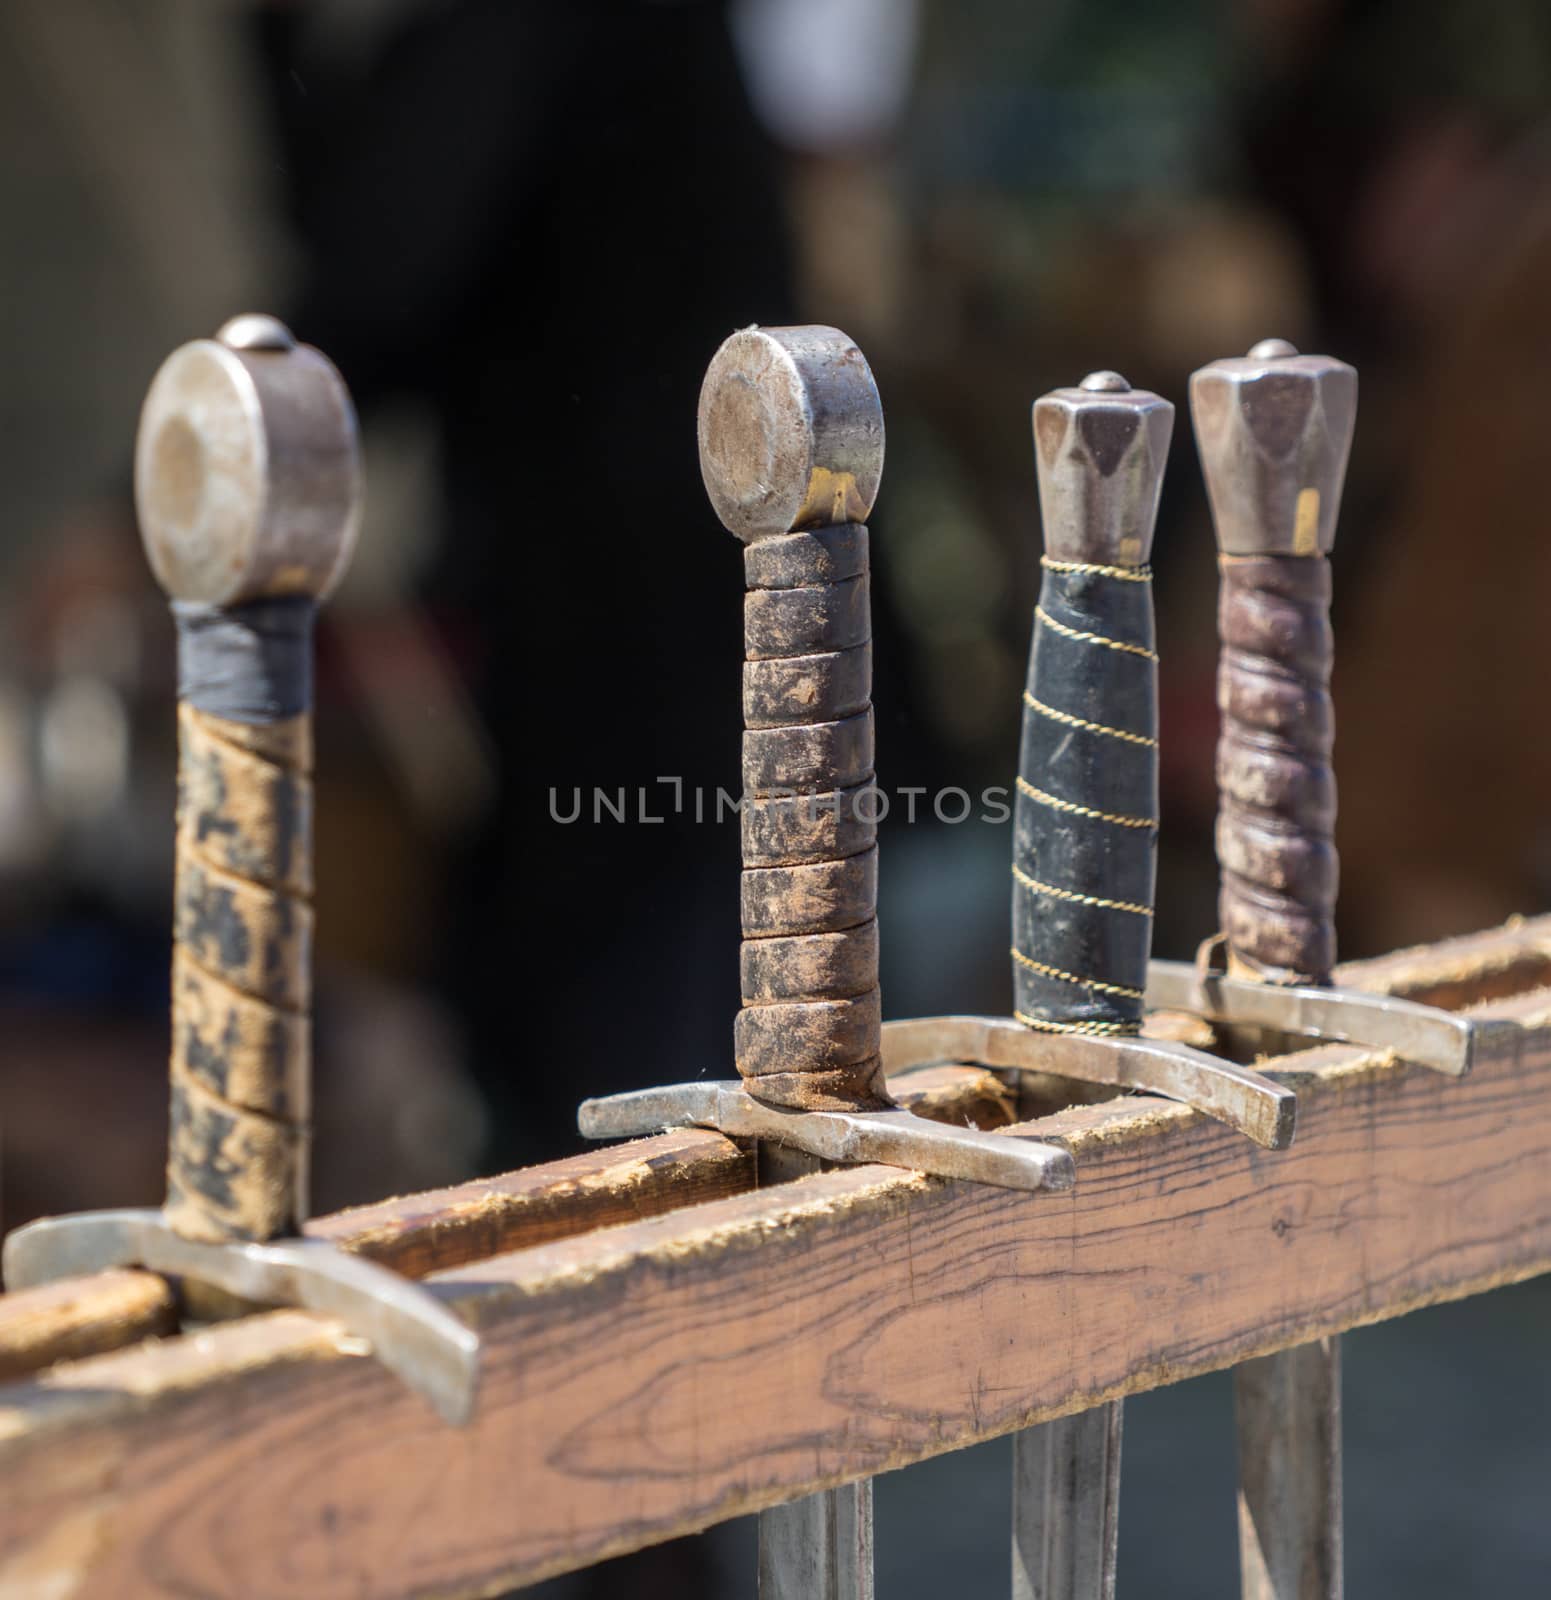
[1015,774,1157,831]
[1011,861,1153,918]
[1010,946,1146,1001]
[1013,1010,1141,1037]
[1040,556,1153,583]
[1023,689,1157,747]
[1035,606,1160,659]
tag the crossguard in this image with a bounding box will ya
[1145,960,1512,1078]
[3,1211,478,1425]
[882,1017,1297,1150]
[579,1082,1074,1193]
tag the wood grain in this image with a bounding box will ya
[0,936,1547,1597]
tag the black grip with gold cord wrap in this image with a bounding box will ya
[1012,371,1172,1038]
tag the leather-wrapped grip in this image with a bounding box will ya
[736,523,886,1111]
[164,603,314,1244]
[1216,553,1337,984]
[1012,561,1158,1034]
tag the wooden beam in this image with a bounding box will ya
[0,920,1547,1597]
[3,913,1538,1380]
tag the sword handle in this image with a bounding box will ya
[134,315,361,1244]
[698,326,889,1111]
[1191,340,1357,987]
[1012,373,1172,1034]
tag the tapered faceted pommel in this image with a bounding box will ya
[1032,373,1174,568]
[1190,340,1357,557]
[697,325,884,542]
[134,316,362,605]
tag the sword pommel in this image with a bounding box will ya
[1033,371,1172,569]
[135,315,362,605]
[1190,340,1357,558]
[697,325,884,542]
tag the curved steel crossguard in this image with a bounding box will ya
[1145,960,1509,1077]
[882,1015,1298,1151]
[3,1211,480,1427]
[578,1082,1075,1192]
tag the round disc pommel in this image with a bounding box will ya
[135,316,362,606]
[1032,372,1174,568]
[697,325,884,542]
[1189,340,1357,557]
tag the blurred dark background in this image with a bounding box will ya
[0,1,1547,1595]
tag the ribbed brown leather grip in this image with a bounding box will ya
[1216,553,1337,985]
[164,701,312,1242]
[736,523,887,1111]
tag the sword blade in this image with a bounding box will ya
[1013,1402,1122,1600]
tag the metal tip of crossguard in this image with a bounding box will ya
[1032,371,1174,568]
[1190,338,1357,557]
[697,324,884,542]
[135,317,362,606]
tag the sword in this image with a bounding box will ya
[879,372,1298,1599]
[579,325,1072,1600]
[1168,338,1486,1599]
[2,315,479,1427]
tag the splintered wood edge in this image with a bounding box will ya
[1334,913,1551,1006]
[0,1272,176,1384]
[0,919,1548,1595]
